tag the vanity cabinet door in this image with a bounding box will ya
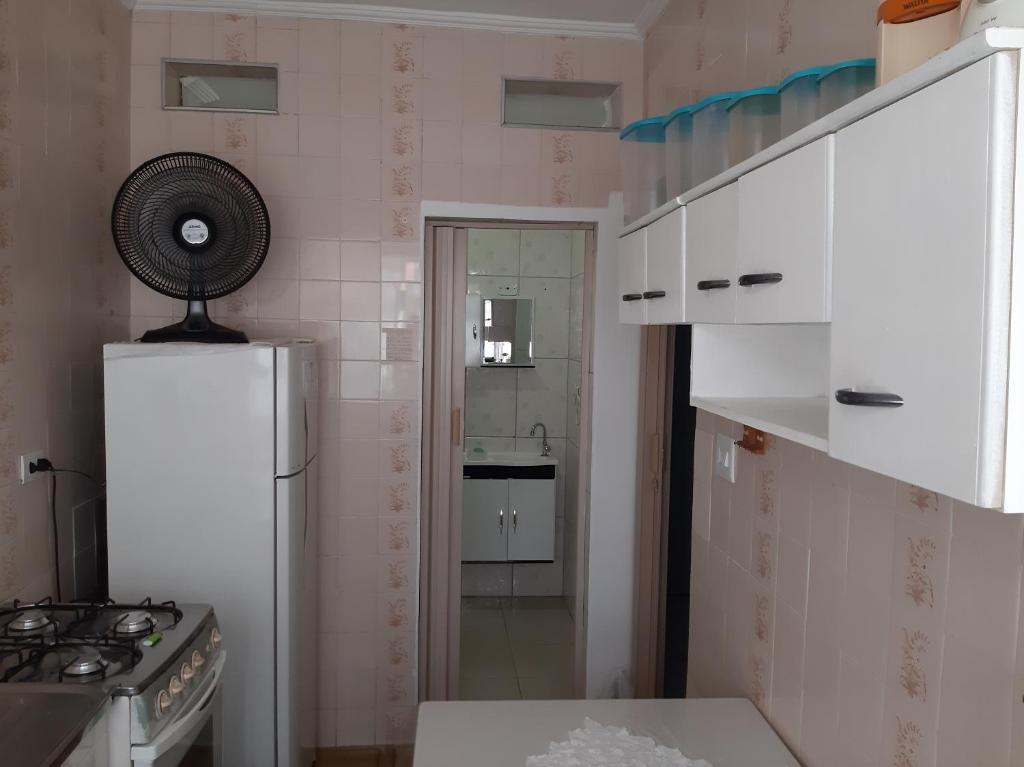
[462,479,509,562]
[507,479,556,562]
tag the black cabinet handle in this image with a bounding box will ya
[622,293,643,302]
[835,388,904,408]
[738,272,783,287]
[697,279,731,291]
[643,290,666,299]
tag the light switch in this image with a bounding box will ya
[714,433,736,483]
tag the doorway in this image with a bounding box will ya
[420,220,595,702]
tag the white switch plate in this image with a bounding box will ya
[18,451,44,485]
[714,434,736,483]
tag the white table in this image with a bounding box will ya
[413,698,800,767]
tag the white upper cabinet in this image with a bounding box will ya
[736,136,833,324]
[829,53,1014,507]
[684,184,738,324]
[618,227,646,325]
[644,207,687,324]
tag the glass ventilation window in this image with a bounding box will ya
[503,78,622,131]
[163,60,278,113]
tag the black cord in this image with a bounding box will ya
[50,468,104,486]
[37,459,104,602]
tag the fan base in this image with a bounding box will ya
[140,319,249,344]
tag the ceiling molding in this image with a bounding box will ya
[133,0,643,39]
[634,0,668,37]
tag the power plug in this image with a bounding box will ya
[18,452,46,484]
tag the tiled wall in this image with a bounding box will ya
[688,414,1024,767]
[0,0,131,602]
[129,10,641,746]
[462,228,584,598]
[643,2,1024,764]
[644,0,880,115]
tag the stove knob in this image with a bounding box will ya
[155,690,172,717]
[180,662,194,683]
[168,675,184,697]
[192,650,205,670]
[210,627,222,650]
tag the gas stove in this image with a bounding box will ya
[0,597,225,765]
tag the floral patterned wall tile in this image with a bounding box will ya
[130,9,643,746]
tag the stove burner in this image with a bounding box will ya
[0,597,186,685]
[114,610,154,636]
[62,647,107,677]
[8,609,54,634]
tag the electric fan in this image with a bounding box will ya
[111,152,270,343]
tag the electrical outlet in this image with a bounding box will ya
[714,434,736,483]
[18,451,44,485]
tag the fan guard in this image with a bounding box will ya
[111,152,270,343]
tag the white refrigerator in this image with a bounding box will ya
[103,340,319,767]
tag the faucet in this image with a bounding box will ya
[530,422,551,457]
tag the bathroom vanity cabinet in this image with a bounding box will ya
[462,468,557,563]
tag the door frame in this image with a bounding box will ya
[630,325,673,698]
[419,218,597,701]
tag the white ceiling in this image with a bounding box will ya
[134,0,667,37]
[295,0,648,24]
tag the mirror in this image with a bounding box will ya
[482,298,534,367]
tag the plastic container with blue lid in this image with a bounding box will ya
[818,58,876,116]
[779,64,829,137]
[691,91,743,186]
[727,86,781,165]
[620,116,667,224]
[664,104,695,199]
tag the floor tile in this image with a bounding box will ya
[462,596,506,614]
[502,595,568,612]
[459,674,523,700]
[517,675,574,700]
[510,641,574,683]
[505,609,574,644]
[459,596,575,700]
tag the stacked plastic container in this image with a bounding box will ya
[779,65,829,137]
[663,105,694,200]
[727,87,781,166]
[620,117,667,225]
[817,59,877,115]
[691,92,742,187]
[620,58,876,223]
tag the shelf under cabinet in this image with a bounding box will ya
[691,396,829,451]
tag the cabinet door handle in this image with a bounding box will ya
[642,290,666,299]
[622,293,643,302]
[512,509,518,532]
[696,279,731,291]
[738,272,783,286]
[498,508,504,533]
[835,388,904,408]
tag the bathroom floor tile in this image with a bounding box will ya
[517,675,574,700]
[459,675,523,701]
[459,596,576,700]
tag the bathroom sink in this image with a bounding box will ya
[463,451,558,480]
[464,451,558,467]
